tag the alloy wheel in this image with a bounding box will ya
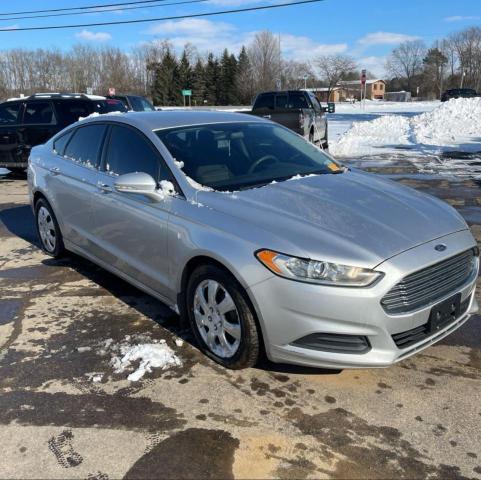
[193,279,241,358]
[37,206,56,253]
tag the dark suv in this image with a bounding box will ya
[107,94,156,112]
[441,88,477,102]
[0,93,127,172]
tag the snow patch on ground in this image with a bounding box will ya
[330,98,481,158]
[93,334,182,382]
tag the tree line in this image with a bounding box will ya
[386,26,481,98]
[0,31,312,106]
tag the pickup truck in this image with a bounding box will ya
[249,90,329,148]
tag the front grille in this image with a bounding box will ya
[392,296,471,348]
[292,333,371,354]
[381,249,477,314]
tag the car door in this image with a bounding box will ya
[20,101,59,163]
[90,123,176,300]
[0,101,24,167]
[45,123,108,249]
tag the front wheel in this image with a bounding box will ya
[186,265,260,369]
[35,198,65,258]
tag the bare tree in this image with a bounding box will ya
[315,54,357,98]
[386,40,426,93]
[248,31,281,92]
[450,27,481,91]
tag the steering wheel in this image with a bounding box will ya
[248,155,280,174]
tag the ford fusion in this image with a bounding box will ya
[28,111,479,369]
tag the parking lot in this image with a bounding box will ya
[1,157,481,479]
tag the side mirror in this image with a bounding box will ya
[114,172,164,201]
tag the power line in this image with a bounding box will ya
[0,0,210,22]
[0,0,174,17]
[0,0,324,32]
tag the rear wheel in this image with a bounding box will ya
[186,264,260,369]
[35,198,65,258]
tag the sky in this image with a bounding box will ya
[0,0,480,76]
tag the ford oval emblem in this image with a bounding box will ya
[435,244,447,252]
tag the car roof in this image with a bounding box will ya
[81,110,268,131]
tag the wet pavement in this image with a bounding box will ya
[1,161,481,480]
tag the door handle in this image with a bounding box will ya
[97,182,112,193]
[49,167,61,175]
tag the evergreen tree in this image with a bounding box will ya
[236,46,254,105]
[192,58,206,106]
[178,49,193,90]
[151,49,181,106]
[219,49,238,105]
[204,53,220,105]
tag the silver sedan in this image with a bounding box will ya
[28,111,479,369]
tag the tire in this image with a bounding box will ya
[186,264,260,369]
[35,198,65,258]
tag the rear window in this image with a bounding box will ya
[0,102,21,125]
[94,100,128,114]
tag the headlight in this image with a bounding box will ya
[256,250,382,287]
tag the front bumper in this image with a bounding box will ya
[248,230,479,369]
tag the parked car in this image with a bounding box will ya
[28,111,478,370]
[441,88,477,102]
[107,94,156,112]
[0,93,128,172]
[250,90,329,148]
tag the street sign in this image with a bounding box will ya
[182,90,192,96]
[108,87,116,96]
[360,69,367,86]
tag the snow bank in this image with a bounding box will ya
[94,334,182,381]
[330,98,481,157]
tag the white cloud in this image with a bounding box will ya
[356,56,388,77]
[280,34,347,61]
[444,15,480,22]
[144,19,346,61]
[75,30,112,42]
[357,31,421,47]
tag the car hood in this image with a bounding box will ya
[197,170,468,268]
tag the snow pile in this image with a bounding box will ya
[330,98,481,157]
[412,97,481,146]
[96,334,182,381]
[78,111,125,121]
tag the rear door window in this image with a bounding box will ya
[53,131,73,156]
[54,100,92,125]
[288,93,309,109]
[64,124,107,169]
[0,102,22,125]
[275,94,288,109]
[23,102,56,125]
[254,94,275,110]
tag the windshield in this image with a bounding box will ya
[156,122,342,191]
[95,99,128,114]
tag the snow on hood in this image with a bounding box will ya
[331,97,481,157]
